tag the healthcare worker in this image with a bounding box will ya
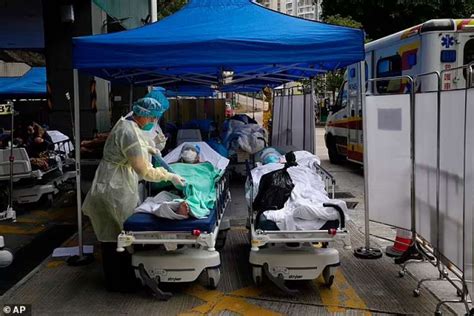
[123,88,169,153]
[82,97,185,292]
[143,87,170,152]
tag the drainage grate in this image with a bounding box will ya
[346,202,359,209]
[334,192,355,199]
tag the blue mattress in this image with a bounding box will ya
[123,206,218,233]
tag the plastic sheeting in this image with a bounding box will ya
[272,93,315,153]
[92,0,149,30]
[439,90,465,269]
[414,92,438,245]
[366,94,411,230]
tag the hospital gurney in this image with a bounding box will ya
[117,142,231,299]
[0,146,76,206]
[246,158,351,292]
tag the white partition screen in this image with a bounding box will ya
[465,88,473,294]
[438,90,466,269]
[366,94,412,229]
[272,93,315,152]
[414,93,438,245]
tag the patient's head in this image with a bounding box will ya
[180,144,200,164]
[177,201,190,218]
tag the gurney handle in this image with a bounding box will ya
[323,203,345,229]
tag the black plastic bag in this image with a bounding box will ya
[253,152,297,212]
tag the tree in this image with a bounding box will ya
[156,0,187,21]
[322,0,473,40]
[307,15,363,100]
[324,14,362,30]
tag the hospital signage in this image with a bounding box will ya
[0,103,13,115]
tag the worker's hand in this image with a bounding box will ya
[147,146,160,157]
[34,137,44,144]
[170,174,186,188]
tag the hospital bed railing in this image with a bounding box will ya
[246,160,351,251]
[117,171,231,252]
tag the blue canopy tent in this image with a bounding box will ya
[69,0,365,264]
[73,0,364,88]
[0,67,47,99]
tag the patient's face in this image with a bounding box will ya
[177,202,190,218]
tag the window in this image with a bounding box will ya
[440,50,456,63]
[463,39,474,80]
[376,54,402,93]
[334,81,349,111]
[401,49,417,70]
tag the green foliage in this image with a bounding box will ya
[307,15,362,98]
[156,0,187,21]
[324,14,363,29]
[322,0,473,40]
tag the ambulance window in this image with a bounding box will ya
[376,54,402,93]
[334,81,348,110]
[463,39,474,81]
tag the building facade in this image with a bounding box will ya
[260,0,322,21]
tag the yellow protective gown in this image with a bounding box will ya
[82,118,173,242]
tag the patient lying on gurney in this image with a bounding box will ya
[248,150,346,231]
[135,143,225,220]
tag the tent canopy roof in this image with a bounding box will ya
[0,67,46,98]
[73,0,364,88]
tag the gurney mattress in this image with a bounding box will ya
[124,206,217,232]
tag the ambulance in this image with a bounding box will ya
[325,18,474,164]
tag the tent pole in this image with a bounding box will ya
[252,92,255,120]
[68,69,93,266]
[354,60,382,259]
[129,84,133,112]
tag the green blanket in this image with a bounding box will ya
[152,162,222,218]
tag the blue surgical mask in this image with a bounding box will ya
[142,122,155,131]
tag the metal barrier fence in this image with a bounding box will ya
[362,63,473,314]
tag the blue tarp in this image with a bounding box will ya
[164,85,217,98]
[73,0,364,87]
[0,67,47,98]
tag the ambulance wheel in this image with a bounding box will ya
[252,266,263,286]
[327,137,345,164]
[206,268,221,289]
[322,266,335,288]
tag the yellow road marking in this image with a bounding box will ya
[181,285,281,316]
[46,260,65,269]
[0,224,45,235]
[318,269,371,314]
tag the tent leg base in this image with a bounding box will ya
[353,247,383,259]
[67,254,94,266]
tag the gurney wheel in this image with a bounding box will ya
[45,193,54,208]
[322,266,335,288]
[252,266,263,286]
[206,268,221,289]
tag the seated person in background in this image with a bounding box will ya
[26,122,54,158]
[179,144,201,164]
